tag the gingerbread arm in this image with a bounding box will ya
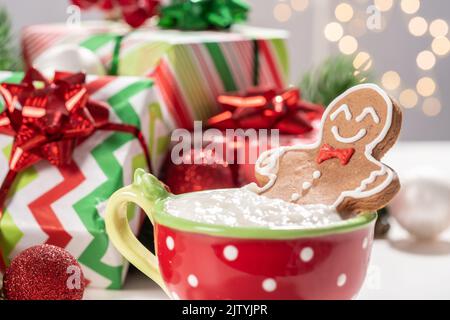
[336,165,400,213]
[253,147,286,192]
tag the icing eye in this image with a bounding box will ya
[355,107,380,124]
[330,104,352,121]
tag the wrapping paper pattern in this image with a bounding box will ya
[0,71,171,289]
[22,23,289,130]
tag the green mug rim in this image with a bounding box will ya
[153,195,377,240]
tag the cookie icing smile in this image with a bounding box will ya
[331,126,367,143]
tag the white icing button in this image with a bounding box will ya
[166,236,175,250]
[223,245,238,261]
[302,182,312,190]
[337,273,347,287]
[187,274,199,288]
[262,278,277,292]
[300,247,314,262]
[171,291,180,300]
[362,237,368,249]
[312,170,321,179]
[291,193,300,201]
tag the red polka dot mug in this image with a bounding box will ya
[105,169,376,300]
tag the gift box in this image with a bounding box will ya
[0,70,171,289]
[162,88,324,193]
[22,22,289,129]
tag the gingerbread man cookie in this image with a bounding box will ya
[252,84,402,214]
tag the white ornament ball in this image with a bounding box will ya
[390,178,450,240]
[33,44,106,76]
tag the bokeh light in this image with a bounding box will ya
[324,22,344,42]
[374,0,393,12]
[274,3,292,22]
[353,52,372,71]
[348,12,367,37]
[400,0,420,14]
[429,19,449,38]
[408,17,428,37]
[338,35,358,55]
[381,71,401,90]
[291,0,309,12]
[422,97,442,117]
[432,37,450,56]
[416,50,436,70]
[416,77,436,97]
[335,3,354,23]
[399,89,418,109]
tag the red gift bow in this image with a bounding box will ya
[72,0,159,28]
[317,143,355,165]
[208,88,323,135]
[0,68,151,216]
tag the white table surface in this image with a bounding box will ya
[85,142,450,300]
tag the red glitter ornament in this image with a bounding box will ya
[2,245,85,300]
[163,149,235,194]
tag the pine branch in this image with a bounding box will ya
[0,6,22,71]
[300,55,374,107]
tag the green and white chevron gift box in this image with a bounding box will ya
[22,21,289,130]
[0,71,171,289]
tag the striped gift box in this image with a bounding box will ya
[0,71,171,289]
[22,22,289,130]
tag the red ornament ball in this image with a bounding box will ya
[2,244,85,300]
[163,149,235,194]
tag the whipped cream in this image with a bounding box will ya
[164,188,344,228]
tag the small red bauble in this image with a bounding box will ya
[2,245,85,300]
[163,149,235,194]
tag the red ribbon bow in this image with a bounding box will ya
[0,68,151,216]
[316,143,355,165]
[208,88,323,135]
[72,0,160,28]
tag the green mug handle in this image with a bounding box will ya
[104,169,170,295]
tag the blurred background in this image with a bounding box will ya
[2,0,450,140]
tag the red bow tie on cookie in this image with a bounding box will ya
[317,144,355,165]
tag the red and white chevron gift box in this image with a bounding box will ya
[0,71,171,289]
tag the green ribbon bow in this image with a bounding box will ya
[158,0,250,30]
